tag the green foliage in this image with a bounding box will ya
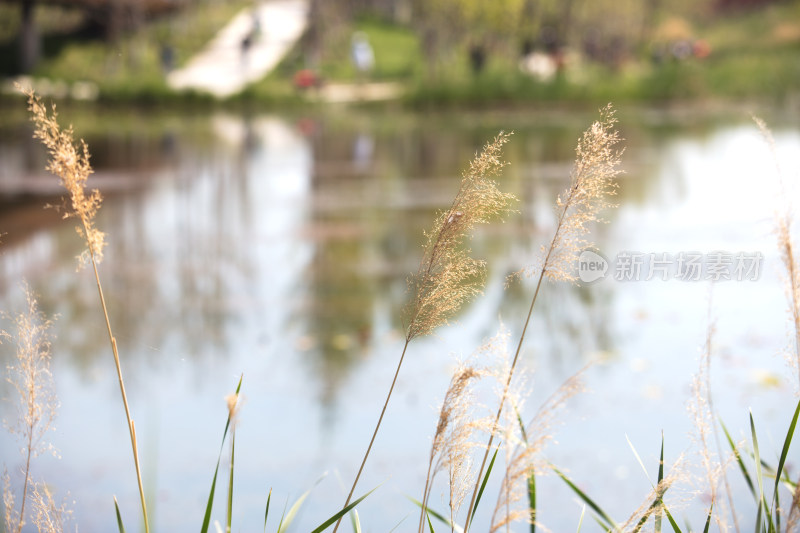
[551,464,618,531]
[200,375,242,533]
[468,446,499,531]
[308,486,378,533]
[114,496,127,533]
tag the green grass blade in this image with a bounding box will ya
[276,497,289,533]
[551,464,618,531]
[633,509,650,532]
[278,488,312,533]
[263,488,272,532]
[114,496,127,533]
[631,434,670,533]
[309,486,379,533]
[515,403,529,443]
[201,375,243,533]
[408,497,463,533]
[626,434,653,485]
[592,516,610,531]
[427,512,436,533]
[576,505,586,533]
[662,506,682,533]
[632,486,674,533]
[349,508,361,533]
[528,469,536,533]
[702,503,713,533]
[750,410,775,533]
[227,431,235,533]
[720,418,756,497]
[771,398,800,519]
[388,516,408,532]
[755,499,763,533]
[201,461,222,533]
[656,435,664,533]
[469,446,499,527]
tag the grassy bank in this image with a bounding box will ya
[1,2,799,107]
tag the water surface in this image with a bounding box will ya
[0,103,798,532]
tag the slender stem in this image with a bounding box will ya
[462,198,568,532]
[89,250,150,533]
[17,432,33,533]
[332,339,411,533]
[462,272,544,532]
[785,240,800,390]
[449,462,456,533]
[703,303,740,533]
[418,462,435,533]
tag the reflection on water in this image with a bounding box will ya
[0,105,798,532]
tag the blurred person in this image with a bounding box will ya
[351,31,375,80]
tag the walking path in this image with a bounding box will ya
[167,0,308,98]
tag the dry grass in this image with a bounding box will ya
[512,104,622,284]
[1,285,63,533]
[618,456,686,533]
[19,86,105,267]
[335,132,516,533]
[28,482,72,533]
[405,132,517,341]
[419,363,485,532]
[753,115,800,391]
[687,303,732,533]
[490,367,588,532]
[417,329,516,532]
[464,105,623,532]
[19,85,150,533]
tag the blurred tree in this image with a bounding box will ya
[303,0,352,69]
[19,0,39,72]
[411,0,525,79]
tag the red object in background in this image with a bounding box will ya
[293,69,322,89]
[693,39,711,59]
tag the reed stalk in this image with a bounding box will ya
[463,106,622,532]
[2,286,58,533]
[332,133,516,533]
[21,86,150,533]
[753,116,800,390]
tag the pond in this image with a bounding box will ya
[0,102,798,532]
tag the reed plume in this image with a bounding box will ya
[406,133,517,340]
[20,86,150,533]
[753,116,800,390]
[2,285,58,533]
[334,133,516,533]
[464,105,622,532]
[687,302,732,533]
[490,367,587,532]
[788,476,800,531]
[19,87,105,266]
[419,363,484,532]
[28,482,71,533]
[418,330,512,533]
[619,456,686,533]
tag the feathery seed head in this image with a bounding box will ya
[29,482,72,533]
[20,86,105,266]
[754,115,800,389]
[4,285,58,460]
[405,133,517,341]
[513,105,623,284]
[491,367,588,532]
